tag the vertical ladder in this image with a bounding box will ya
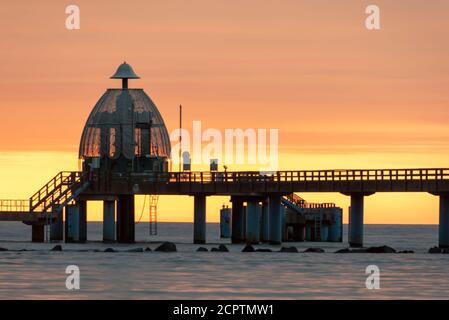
[149,195,159,235]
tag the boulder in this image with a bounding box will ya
[51,245,62,251]
[155,242,177,252]
[242,244,255,252]
[397,250,414,254]
[104,248,116,252]
[127,248,144,253]
[255,248,272,252]
[145,247,152,252]
[197,247,208,252]
[218,244,229,252]
[279,246,298,253]
[303,248,325,253]
[365,245,396,253]
[334,248,352,253]
[428,247,442,254]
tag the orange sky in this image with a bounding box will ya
[0,1,448,223]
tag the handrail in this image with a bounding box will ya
[29,171,83,212]
[0,199,30,212]
[119,168,449,183]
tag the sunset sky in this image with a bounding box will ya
[0,1,448,223]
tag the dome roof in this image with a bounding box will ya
[110,62,140,79]
[79,87,171,160]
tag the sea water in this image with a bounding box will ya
[0,222,448,299]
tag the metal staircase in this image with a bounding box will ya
[0,171,89,241]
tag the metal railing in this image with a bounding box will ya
[285,193,336,209]
[30,171,83,212]
[0,199,30,212]
[124,168,449,184]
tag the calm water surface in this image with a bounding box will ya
[0,222,447,299]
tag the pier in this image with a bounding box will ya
[1,168,449,248]
[1,62,448,248]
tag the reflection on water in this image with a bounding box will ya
[0,222,448,299]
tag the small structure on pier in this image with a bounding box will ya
[282,194,342,242]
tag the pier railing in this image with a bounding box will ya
[161,168,449,183]
[0,199,30,212]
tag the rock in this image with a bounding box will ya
[127,248,144,253]
[197,247,208,252]
[365,245,396,253]
[211,245,229,252]
[218,244,229,252]
[104,248,116,252]
[334,248,352,253]
[155,242,177,252]
[429,246,442,254]
[255,248,272,252]
[51,245,62,251]
[397,250,414,254]
[0,247,8,251]
[242,244,255,252]
[279,246,298,253]
[145,247,152,252]
[303,248,325,253]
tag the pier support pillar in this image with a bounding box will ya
[103,200,116,242]
[78,200,87,243]
[231,198,245,243]
[260,200,270,242]
[117,195,135,243]
[50,207,64,241]
[246,200,260,244]
[349,193,364,248]
[268,195,282,245]
[65,204,80,243]
[31,224,45,242]
[193,195,206,244]
[439,194,449,248]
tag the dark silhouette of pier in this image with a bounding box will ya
[1,168,449,248]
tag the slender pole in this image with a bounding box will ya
[179,104,182,172]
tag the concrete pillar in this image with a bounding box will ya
[305,224,312,241]
[439,194,449,248]
[231,198,245,243]
[103,200,116,242]
[349,194,364,248]
[246,201,260,244]
[31,224,45,242]
[78,200,87,243]
[193,195,206,244]
[220,207,231,238]
[66,204,80,243]
[281,206,287,241]
[268,195,282,245]
[117,195,135,243]
[50,209,63,241]
[260,200,270,242]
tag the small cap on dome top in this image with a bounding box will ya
[110,62,140,79]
